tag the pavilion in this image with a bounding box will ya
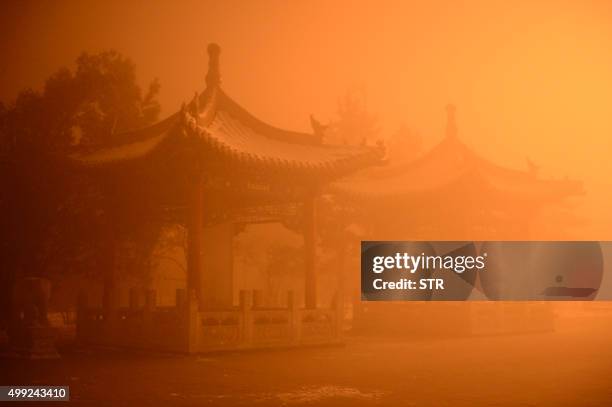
[332,104,583,241]
[70,44,384,352]
[330,104,583,337]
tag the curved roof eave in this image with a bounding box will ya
[66,43,384,177]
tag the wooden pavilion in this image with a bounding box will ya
[330,104,583,337]
[71,43,383,352]
[333,104,583,241]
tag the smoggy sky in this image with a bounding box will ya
[2,0,612,235]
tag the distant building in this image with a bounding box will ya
[333,104,583,241]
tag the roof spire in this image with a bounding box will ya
[206,43,221,88]
[445,103,457,139]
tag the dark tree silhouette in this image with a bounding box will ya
[0,51,161,327]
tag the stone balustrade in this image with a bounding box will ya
[76,289,343,353]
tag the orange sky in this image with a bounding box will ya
[2,0,612,235]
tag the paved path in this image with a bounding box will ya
[2,312,611,406]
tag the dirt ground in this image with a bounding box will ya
[2,310,612,406]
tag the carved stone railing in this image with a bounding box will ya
[251,309,292,345]
[192,290,342,352]
[199,310,241,350]
[76,288,343,353]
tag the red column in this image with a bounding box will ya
[102,209,118,322]
[102,242,117,321]
[187,172,203,308]
[304,194,317,309]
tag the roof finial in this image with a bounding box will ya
[206,43,221,88]
[445,103,457,139]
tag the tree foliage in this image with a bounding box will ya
[2,51,160,153]
[328,88,379,146]
[0,51,161,325]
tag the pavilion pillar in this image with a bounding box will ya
[102,205,118,323]
[102,243,117,322]
[187,172,203,307]
[303,194,317,309]
[200,222,234,309]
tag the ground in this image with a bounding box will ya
[1,310,611,406]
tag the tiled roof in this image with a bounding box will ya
[69,113,180,167]
[333,126,583,203]
[69,45,383,178]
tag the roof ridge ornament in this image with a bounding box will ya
[206,43,222,88]
[526,156,540,178]
[445,103,457,139]
[189,92,200,116]
[309,114,328,143]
